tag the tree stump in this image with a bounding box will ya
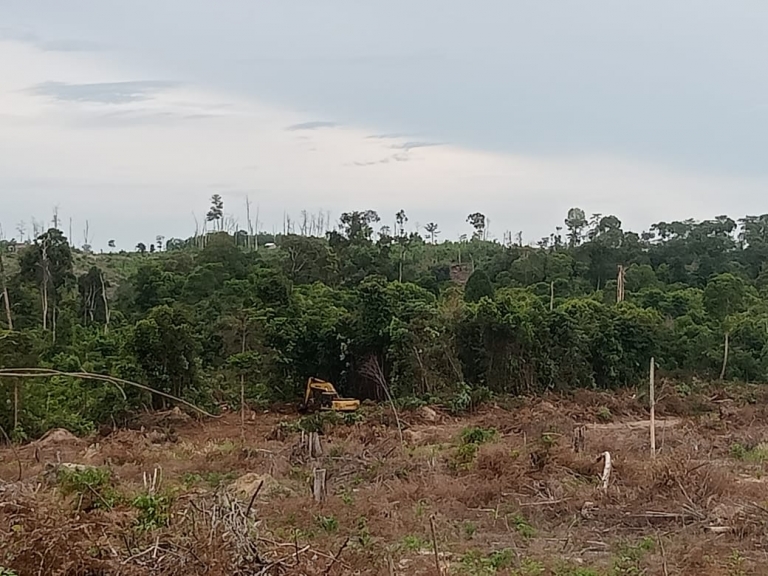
[313,468,327,503]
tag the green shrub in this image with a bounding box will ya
[56,466,117,509]
[132,493,172,532]
[460,426,498,445]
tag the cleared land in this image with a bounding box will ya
[2,385,768,575]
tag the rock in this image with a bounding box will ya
[418,406,439,423]
[35,428,79,448]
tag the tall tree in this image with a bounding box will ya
[467,213,487,240]
[565,208,587,247]
[703,273,748,380]
[424,222,439,244]
[207,194,224,231]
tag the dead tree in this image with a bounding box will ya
[0,247,13,330]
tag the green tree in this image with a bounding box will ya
[464,270,494,303]
[703,273,749,379]
[130,305,199,408]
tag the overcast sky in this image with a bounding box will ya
[2,1,768,249]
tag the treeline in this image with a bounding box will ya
[2,206,768,438]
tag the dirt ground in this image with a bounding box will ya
[3,384,768,575]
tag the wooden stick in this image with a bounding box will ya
[324,537,350,574]
[429,514,441,575]
[245,479,265,518]
[650,357,656,460]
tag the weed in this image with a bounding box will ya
[460,426,498,445]
[448,382,472,414]
[518,558,545,576]
[597,406,613,422]
[509,513,535,539]
[356,517,372,547]
[553,564,603,576]
[415,498,430,518]
[182,470,236,488]
[315,514,339,533]
[132,493,172,532]
[0,568,18,576]
[463,521,478,539]
[726,550,746,576]
[401,534,428,552]
[396,395,427,410]
[451,442,479,471]
[554,565,603,576]
[730,442,768,463]
[612,538,654,576]
[56,466,117,510]
[458,548,515,575]
[342,411,365,425]
[339,488,354,505]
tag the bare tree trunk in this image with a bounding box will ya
[240,325,247,440]
[100,272,110,334]
[549,281,554,312]
[0,250,12,330]
[41,243,49,331]
[649,357,656,460]
[13,380,19,430]
[719,330,730,381]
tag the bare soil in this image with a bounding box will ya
[3,386,768,575]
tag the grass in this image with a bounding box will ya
[729,442,768,463]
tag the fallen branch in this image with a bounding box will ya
[429,514,441,576]
[245,479,265,518]
[324,537,350,574]
[0,368,217,418]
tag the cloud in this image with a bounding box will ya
[390,141,442,151]
[0,27,104,52]
[285,121,339,131]
[27,81,179,105]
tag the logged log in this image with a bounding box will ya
[600,451,612,492]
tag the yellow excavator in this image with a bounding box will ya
[300,377,360,413]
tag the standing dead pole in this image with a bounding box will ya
[429,514,441,575]
[650,357,656,460]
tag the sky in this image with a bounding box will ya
[2,1,768,250]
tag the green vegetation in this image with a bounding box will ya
[56,466,117,509]
[132,493,173,532]
[4,204,768,437]
[729,442,768,463]
[459,426,498,445]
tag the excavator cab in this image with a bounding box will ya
[300,377,360,413]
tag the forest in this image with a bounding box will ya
[2,201,768,439]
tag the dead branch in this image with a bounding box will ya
[0,368,217,418]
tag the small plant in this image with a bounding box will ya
[451,442,479,471]
[356,517,372,547]
[342,411,365,425]
[57,466,117,510]
[0,568,19,576]
[460,426,498,445]
[315,514,339,533]
[509,513,535,539]
[339,488,354,505]
[447,382,472,414]
[463,521,478,539]
[458,548,515,575]
[596,406,613,422]
[401,534,428,552]
[132,493,172,532]
[729,442,768,463]
[726,550,746,576]
[612,538,654,576]
[518,558,545,576]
